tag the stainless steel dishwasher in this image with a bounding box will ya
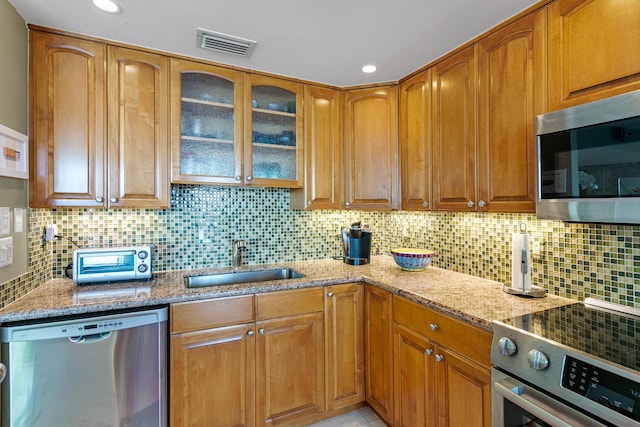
[0,306,168,427]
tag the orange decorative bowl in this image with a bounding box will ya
[390,248,435,271]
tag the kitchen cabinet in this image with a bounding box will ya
[243,74,304,188]
[343,85,399,210]
[364,285,394,424]
[29,31,170,208]
[548,0,640,110]
[400,70,432,211]
[476,8,546,213]
[324,283,365,412]
[290,85,342,209]
[170,58,243,185]
[393,296,492,427]
[29,32,106,208]
[431,45,477,212]
[107,46,169,208]
[255,287,325,426]
[170,288,325,427]
[170,296,256,427]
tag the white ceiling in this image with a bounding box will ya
[9,0,539,87]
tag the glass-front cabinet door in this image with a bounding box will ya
[243,74,303,188]
[171,59,243,185]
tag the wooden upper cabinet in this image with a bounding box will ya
[170,58,244,185]
[549,0,640,110]
[400,70,432,211]
[343,86,400,210]
[29,32,106,208]
[291,85,342,209]
[29,31,169,208]
[431,45,477,211]
[477,8,547,213]
[243,74,304,188]
[107,46,169,208]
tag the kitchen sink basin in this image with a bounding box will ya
[185,268,305,288]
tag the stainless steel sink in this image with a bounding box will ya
[185,268,305,288]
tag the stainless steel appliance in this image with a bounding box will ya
[491,298,640,426]
[536,89,640,224]
[340,221,372,265]
[73,245,152,284]
[0,307,168,427]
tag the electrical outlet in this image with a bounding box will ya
[0,207,10,237]
[0,236,13,268]
[45,225,58,242]
[531,237,542,256]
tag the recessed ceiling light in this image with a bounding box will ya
[93,0,120,13]
[361,65,377,73]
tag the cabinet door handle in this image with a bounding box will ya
[429,323,438,331]
[422,201,429,208]
[307,200,312,206]
[467,200,475,208]
[345,202,350,207]
[246,175,253,182]
[327,292,334,297]
[95,197,104,203]
[247,330,255,336]
[435,354,444,362]
[478,200,486,208]
[235,175,241,181]
[258,328,265,335]
[425,349,433,356]
[110,197,118,203]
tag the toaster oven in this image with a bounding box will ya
[72,246,152,284]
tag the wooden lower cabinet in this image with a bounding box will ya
[170,323,256,427]
[393,295,492,427]
[364,285,394,424]
[325,284,365,412]
[256,312,325,426]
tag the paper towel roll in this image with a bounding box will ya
[511,233,531,292]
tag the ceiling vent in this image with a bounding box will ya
[196,29,256,57]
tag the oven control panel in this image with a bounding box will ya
[562,355,640,422]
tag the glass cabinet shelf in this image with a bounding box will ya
[182,97,234,109]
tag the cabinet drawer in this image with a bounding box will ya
[393,296,492,367]
[170,295,254,333]
[256,287,324,320]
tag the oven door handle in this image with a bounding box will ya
[495,378,604,427]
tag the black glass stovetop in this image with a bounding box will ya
[502,302,640,372]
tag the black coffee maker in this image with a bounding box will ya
[341,221,372,265]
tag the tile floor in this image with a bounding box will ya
[307,406,387,427]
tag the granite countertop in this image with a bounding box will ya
[0,256,574,330]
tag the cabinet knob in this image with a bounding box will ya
[327,292,334,297]
[429,323,438,331]
[345,202,350,207]
[467,200,475,208]
[307,201,312,206]
[235,175,241,181]
[478,200,486,208]
[258,328,265,335]
[435,354,444,362]
[422,201,429,208]
[95,197,104,203]
[425,349,433,356]
[110,197,118,203]
[247,330,255,337]
[246,175,253,182]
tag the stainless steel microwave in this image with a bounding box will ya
[72,246,152,284]
[536,90,640,224]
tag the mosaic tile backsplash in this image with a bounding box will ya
[3,185,640,308]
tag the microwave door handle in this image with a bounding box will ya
[494,379,603,427]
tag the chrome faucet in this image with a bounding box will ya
[232,239,246,269]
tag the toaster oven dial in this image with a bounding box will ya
[138,264,149,273]
[138,250,149,260]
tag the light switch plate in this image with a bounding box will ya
[0,207,9,237]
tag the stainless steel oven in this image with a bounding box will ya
[491,298,640,427]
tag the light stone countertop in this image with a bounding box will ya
[0,256,575,330]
